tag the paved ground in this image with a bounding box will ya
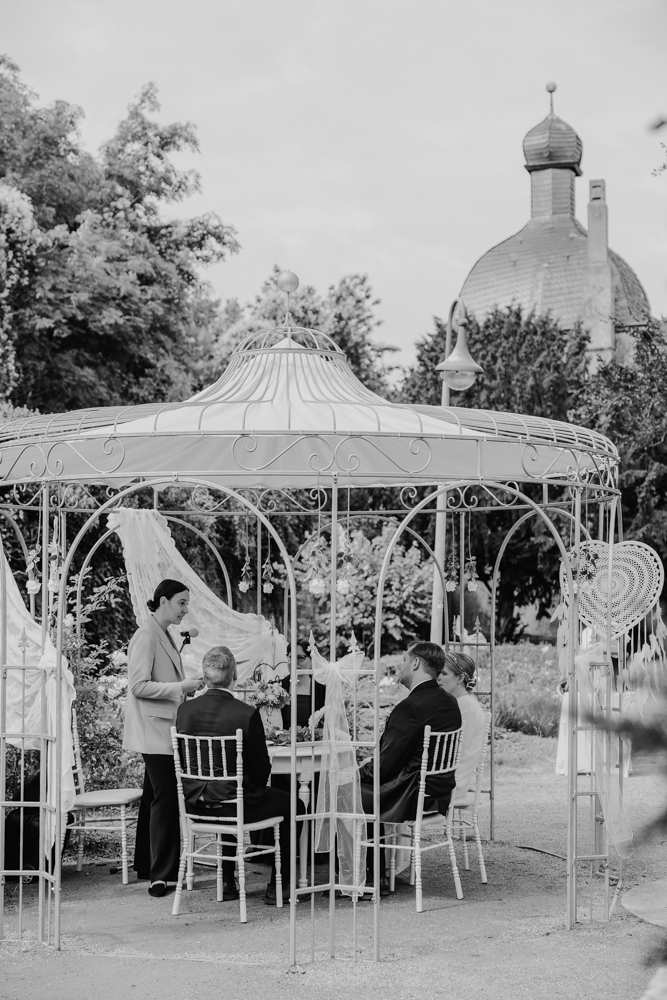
[2,733,667,1000]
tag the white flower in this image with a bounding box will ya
[445,581,457,593]
[110,650,128,666]
[467,581,478,592]
[26,580,40,594]
[262,582,274,594]
[239,581,250,593]
[336,578,351,596]
[308,578,326,596]
[64,614,75,628]
[46,579,59,593]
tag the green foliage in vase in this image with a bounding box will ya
[294,521,433,655]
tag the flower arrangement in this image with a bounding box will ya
[239,553,252,594]
[444,554,459,592]
[465,556,478,592]
[262,554,275,594]
[568,543,600,593]
[248,680,290,711]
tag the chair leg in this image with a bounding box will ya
[120,805,129,884]
[186,834,195,891]
[172,847,188,916]
[473,811,487,884]
[460,812,470,871]
[446,817,463,901]
[414,832,423,913]
[237,837,247,923]
[409,830,416,886]
[388,830,397,893]
[76,812,85,872]
[216,835,223,902]
[273,824,283,908]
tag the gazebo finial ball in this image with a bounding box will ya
[277,270,299,294]
[546,82,557,94]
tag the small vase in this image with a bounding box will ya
[259,705,283,731]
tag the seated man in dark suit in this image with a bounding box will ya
[359,641,462,894]
[176,645,300,905]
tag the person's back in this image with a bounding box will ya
[174,644,299,905]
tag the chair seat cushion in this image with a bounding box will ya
[189,816,284,835]
[72,788,142,808]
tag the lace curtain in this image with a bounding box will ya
[108,509,288,684]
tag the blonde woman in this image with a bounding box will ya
[438,652,486,798]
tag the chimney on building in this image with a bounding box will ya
[584,179,615,366]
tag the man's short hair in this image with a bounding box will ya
[202,646,236,688]
[407,641,445,679]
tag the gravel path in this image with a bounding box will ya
[2,733,666,1000]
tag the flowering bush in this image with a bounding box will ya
[58,574,143,790]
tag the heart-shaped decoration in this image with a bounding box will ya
[559,540,665,640]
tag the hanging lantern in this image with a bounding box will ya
[437,318,483,392]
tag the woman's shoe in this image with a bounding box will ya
[148,880,167,897]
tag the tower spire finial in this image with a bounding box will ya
[546,81,557,114]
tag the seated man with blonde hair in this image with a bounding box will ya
[176,645,301,905]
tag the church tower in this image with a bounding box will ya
[459,84,650,365]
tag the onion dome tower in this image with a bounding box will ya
[460,83,650,364]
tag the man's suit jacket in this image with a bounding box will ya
[359,679,462,823]
[123,616,185,755]
[176,688,271,814]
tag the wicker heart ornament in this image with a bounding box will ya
[560,540,664,640]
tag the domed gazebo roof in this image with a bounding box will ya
[0,309,618,491]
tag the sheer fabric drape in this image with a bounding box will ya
[108,509,288,685]
[1,536,76,845]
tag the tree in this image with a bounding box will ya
[0,59,239,412]
[400,306,590,640]
[0,181,39,396]
[573,324,667,570]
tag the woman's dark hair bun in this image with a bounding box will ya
[148,579,188,614]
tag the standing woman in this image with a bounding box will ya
[123,579,201,897]
[438,652,486,799]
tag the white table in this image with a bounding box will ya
[268,743,325,889]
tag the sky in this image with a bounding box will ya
[2,0,666,365]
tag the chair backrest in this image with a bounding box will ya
[71,708,86,796]
[416,724,464,821]
[170,727,244,827]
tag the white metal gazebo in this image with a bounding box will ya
[0,282,637,963]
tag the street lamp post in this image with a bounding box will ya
[429,299,483,643]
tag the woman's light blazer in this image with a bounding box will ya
[123,616,185,755]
